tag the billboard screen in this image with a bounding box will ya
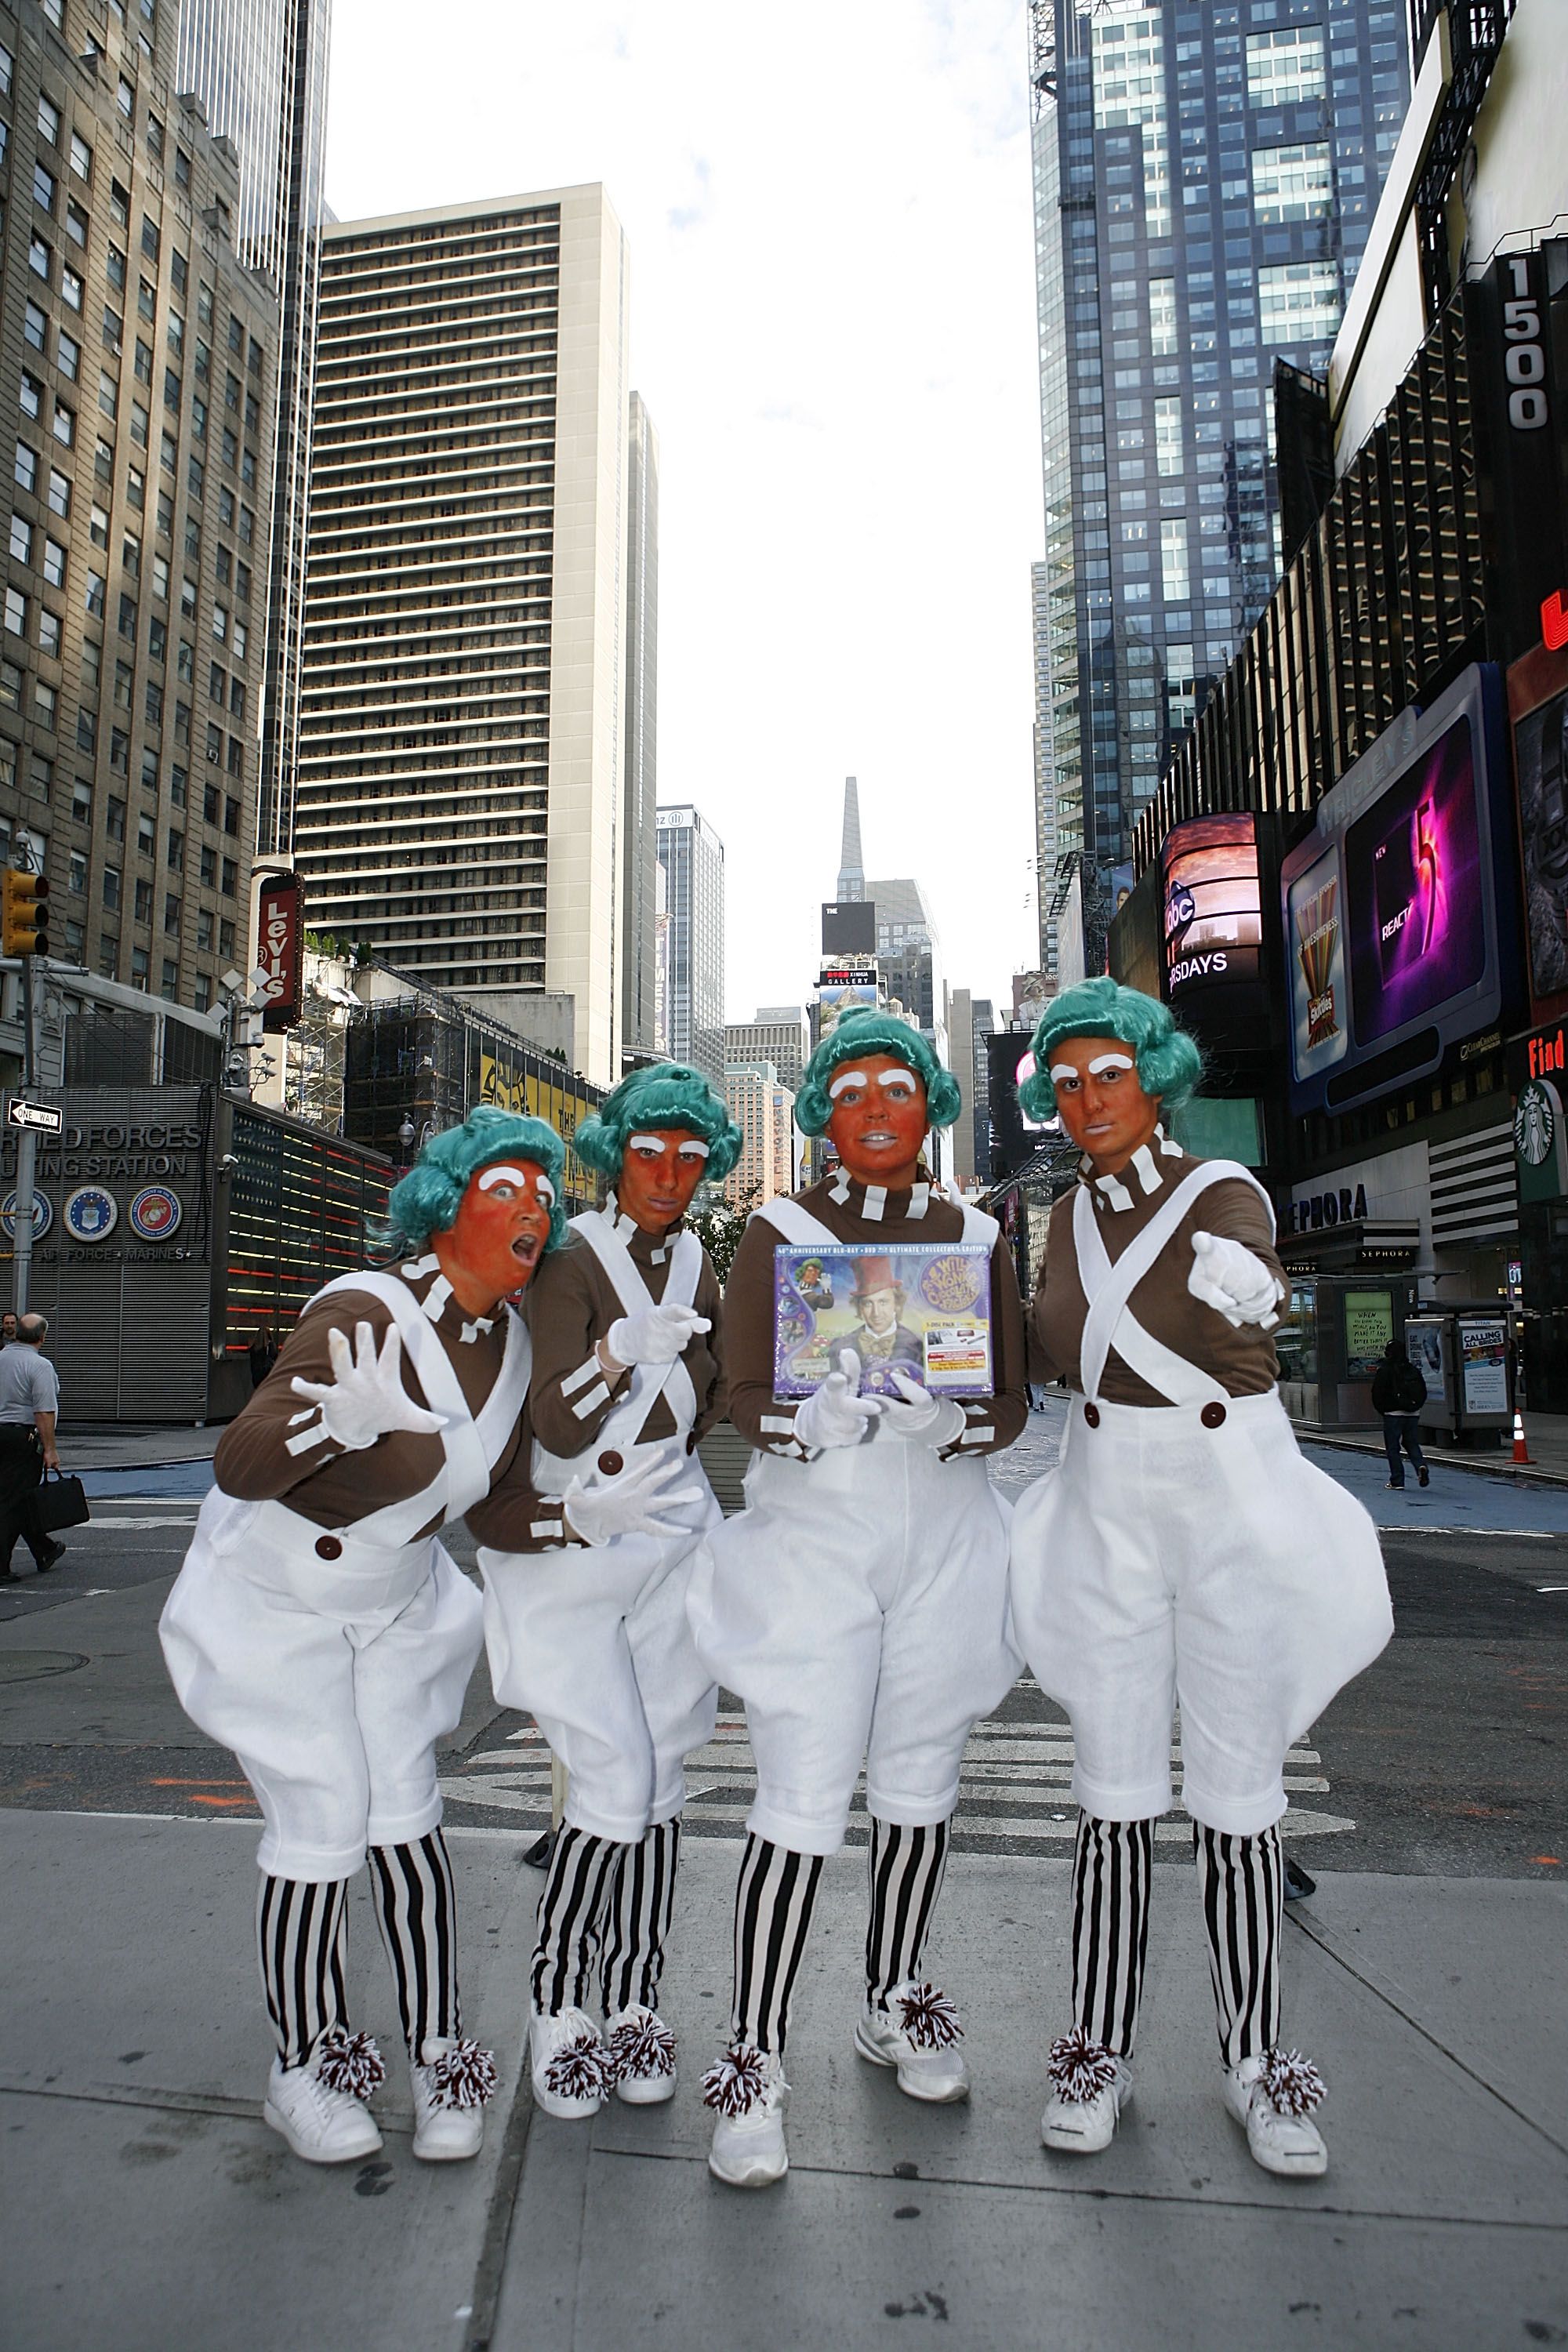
[1160,814,1261,996]
[256,870,303,1033]
[1508,638,1568,1022]
[1343,712,1487,1043]
[1279,664,1514,1114]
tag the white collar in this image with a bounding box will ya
[1094,1170,1135,1213]
[824,1172,929,1222]
[420,1272,455,1323]
[1088,1127,1183,1212]
[459,1313,495,1345]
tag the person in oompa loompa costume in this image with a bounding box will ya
[159,1107,689,2165]
[687,1012,1029,2188]
[475,1063,741,2119]
[1008,979,1392,2178]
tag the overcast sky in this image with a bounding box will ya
[325,1,1043,1026]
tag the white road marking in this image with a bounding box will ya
[442,1714,1349,1850]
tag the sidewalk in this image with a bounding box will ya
[1290,1406,1568,1488]
[2,1814,1563,2351]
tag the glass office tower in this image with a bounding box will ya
[1028,0,1409,967]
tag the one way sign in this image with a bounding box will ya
[6,1096,63,1135]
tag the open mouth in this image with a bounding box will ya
[511,1233,543,1268]
[858,1131,900,1148]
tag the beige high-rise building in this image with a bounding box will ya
[724,1058,795,1210]
[295,186,633,1084]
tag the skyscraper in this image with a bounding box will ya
[621,391,659,1061]
[1027,0,1409,967]
[0,5,278,1017]
[836,773,865,900]
[294,187,632,1083]
[175,0,332,864]
[656,804,725,1085]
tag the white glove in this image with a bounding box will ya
[1188,1231,1284,1330]
[879,1369,968,1449]
[289,1321,447,1452]
[562,1450,703,1546]
[604,1302,711,1368]
[793,1349,884,1451]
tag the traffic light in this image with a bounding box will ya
[2,867,49,957]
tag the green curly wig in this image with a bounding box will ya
[571,1062,744,1184]
[1017,978,1203,1121]
[386,1106,568,1254]
[793,1012,962,1138]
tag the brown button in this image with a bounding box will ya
[597,1450,624,1476]
[1201,1402,1228,1429]
[314,1534,343,1559]
[685,1432,699,1455]
[1083,1402,1101,1428]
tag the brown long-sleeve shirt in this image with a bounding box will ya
[524,1214,725,1461]
[1031,1144,1286,1406]
[214,1254,563,1551]
[724,1172,1029,1461]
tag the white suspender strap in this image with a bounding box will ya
[1074,1162,1269,1407]
[569,1210,704,1445]
[753,1196,844,1249]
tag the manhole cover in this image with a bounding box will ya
[0,1649,88,1683]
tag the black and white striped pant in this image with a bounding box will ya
[725,1817,950,2055]
[1067,1813,1283,2066]
[531,1818,682,2017]
[257,1829,461,2071]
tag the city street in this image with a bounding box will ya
[2,1407,1565,2350]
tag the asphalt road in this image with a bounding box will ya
[2,1445,1563,1883]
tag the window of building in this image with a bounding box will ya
[1160,517,1191,601]
[174,147,191,191]
[34,162,56,213]
[1252,141,1332,222]
[117,77,135,122]
[1246,27,1325,106]
[65,201,88,248]
[162,895,180,935]
[57,331,79,381]
[34,681,57,728]
[146,114,164,162]
[107,243,126,292]
[53,400,74,448]
[199,843,216,887]
[73,779,93,826]
[0,659,21,713]
[126,465,144,509]
[23,303,47,354]
[69,849,89,896]
[1154,397,1184,478]
[220,858,237,898]
[9,514,32,564]
[37,93,61,147]
[5,586,27,637]
[152,554,169,600]
[232,618,247,661]
[29,235,52,284]
[141,212,158,263]
[19,373,42,422]
[85,570,105,616]
[62,265,83,311]
[38,608,60,658]
[71,132,92,182]
[139,276,156,322]
[13,441,38,495]
[103,865,122,911]
[48,470,71,519]
[1258,259,1341,343]
[43,537,66,589]
[134,338,152,385]
[136,808,154,853]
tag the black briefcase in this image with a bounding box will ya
[34,1468,91,1532]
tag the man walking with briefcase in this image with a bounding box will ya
[0,1312,67,1574]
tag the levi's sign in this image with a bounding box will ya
[256,870,303,1033]
[5,1096,63,1135]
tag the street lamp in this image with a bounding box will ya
[397,1114,416,1164]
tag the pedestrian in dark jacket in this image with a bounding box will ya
[1370,1339,1428,1490]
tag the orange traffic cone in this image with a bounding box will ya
[1512,1410,1533,1466]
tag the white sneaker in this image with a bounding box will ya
[1223,2049,1329,2179]
[411,2035,497,2161]
[263,2038,385,2165]
[529,2007,614,2121]
[1040,2026,1133,2154]
[606,2004,678,2105]
[703,2044,789,2188]
[855,1980,970,2103]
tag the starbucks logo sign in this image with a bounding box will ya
[1516,1079,1557,1167]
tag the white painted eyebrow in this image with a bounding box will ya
[879,1066,918,1088]
[535,1176,556,1203]
[1087,1052,1136,1074]
[829,1069,870,1098]
[676,1141,710,1159]
[1049,1063,1082,1083]
[477,1163,532,1190]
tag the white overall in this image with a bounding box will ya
[686,1195,1022,1857]
[160,1273,530,1882]
[1008,1164,1392,1837]
[477,1210,721,1846]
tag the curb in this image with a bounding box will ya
[1293,1426,1568,1493]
